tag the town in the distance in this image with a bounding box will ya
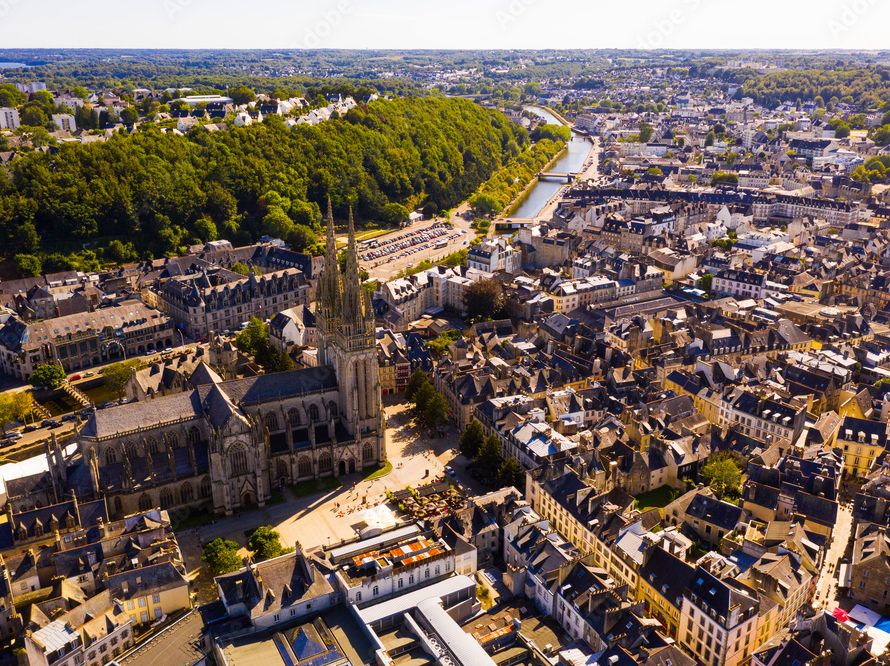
[1,48,890,666]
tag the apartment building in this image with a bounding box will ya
[327,524,462,607]
[837,416,889,477]
[678,568,760,666]
[0,107,20,130]
[0,298,176,379]
[467,237,521,274]
[152,267,309,339]
[25,591,133,666]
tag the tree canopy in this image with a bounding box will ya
[247,525,293,561]
[235,317,295,372]
[0,97,526,272]
[202,538,243,576]
[460,418,485,458]
[701,455,743,500]
[30,363,66,389]
[102,360,141,399]
[463,279,506,321]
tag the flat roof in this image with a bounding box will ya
[417,597,495,666]
[329,524,421,561]
[357,575,476,626]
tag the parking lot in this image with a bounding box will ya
[361,205,474,281]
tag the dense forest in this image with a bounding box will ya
[734,67,890,109]
[0,97,528,275]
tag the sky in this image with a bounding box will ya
[2,0,889,51]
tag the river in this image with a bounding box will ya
[511,106,592,219]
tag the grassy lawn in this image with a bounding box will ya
[79,380,121,406]
[364,460,393,480]
[355,227,394,242]
[291,476,342,498]
[634,485,682,511]
[171,509,215,532]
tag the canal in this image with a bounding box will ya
[512,106,592,219]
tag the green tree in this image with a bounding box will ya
[105,240,138,263]
[463,279,505,321]
[0,83,26,108]
[30,363,67,389]
[477,434,503,479]
[705,131,715,147]
[120,107,139,126]
[12,391,36,424]
[638,121,654,143]
[460,419,485,458]
[497,456,524,488]
[697,273,714,293]
[202,538,243,575]
[286,224,316,252]
[102,360,140,400]
[380,202,410,227]
[14,253,42,277]
[247,525,293,561]
[20,105,48,128]
[712,171,739,185]
[470,193,502,217]
[262,207,293,239]
[0,395,15,433]
[194,215,218,242]
[701,456,743,500]
[405,369,430,403]
[236,317,270,356]
[531,124,571,143]
[229,85,257,106]
[872,125,890,147]
[418,387,449,431]
[230,261,261,276]
[833,121,851,138]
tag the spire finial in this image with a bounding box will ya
[325,196,336,256]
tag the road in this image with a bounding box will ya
[812,496,854,610]
[534,136,600,222]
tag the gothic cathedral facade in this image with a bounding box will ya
[72,203,384,517]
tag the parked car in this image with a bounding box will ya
[23,424,39,433]
[2,431,23,442]
[61,414,78,422]
[68,374,81,382]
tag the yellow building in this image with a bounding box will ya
[636,547,693,640]
[112,562,191,626]
[838,416,889,477]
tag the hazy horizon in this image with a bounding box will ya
[1,0,888,51]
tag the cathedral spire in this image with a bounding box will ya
[325,197,337,259]
[341,207,365,325]
[317,197,341,338]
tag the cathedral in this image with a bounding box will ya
[64,204,385,518]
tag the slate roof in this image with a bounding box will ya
[83,365,339,439]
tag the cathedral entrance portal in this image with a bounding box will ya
[338,460,347,476]
[348,459,356,474]
[241,490,255,506]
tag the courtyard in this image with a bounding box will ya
[178,400,463,601]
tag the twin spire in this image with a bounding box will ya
[318,197,372,337]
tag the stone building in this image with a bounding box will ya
[75,204,384,517]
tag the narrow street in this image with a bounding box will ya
[812,494,854,610]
